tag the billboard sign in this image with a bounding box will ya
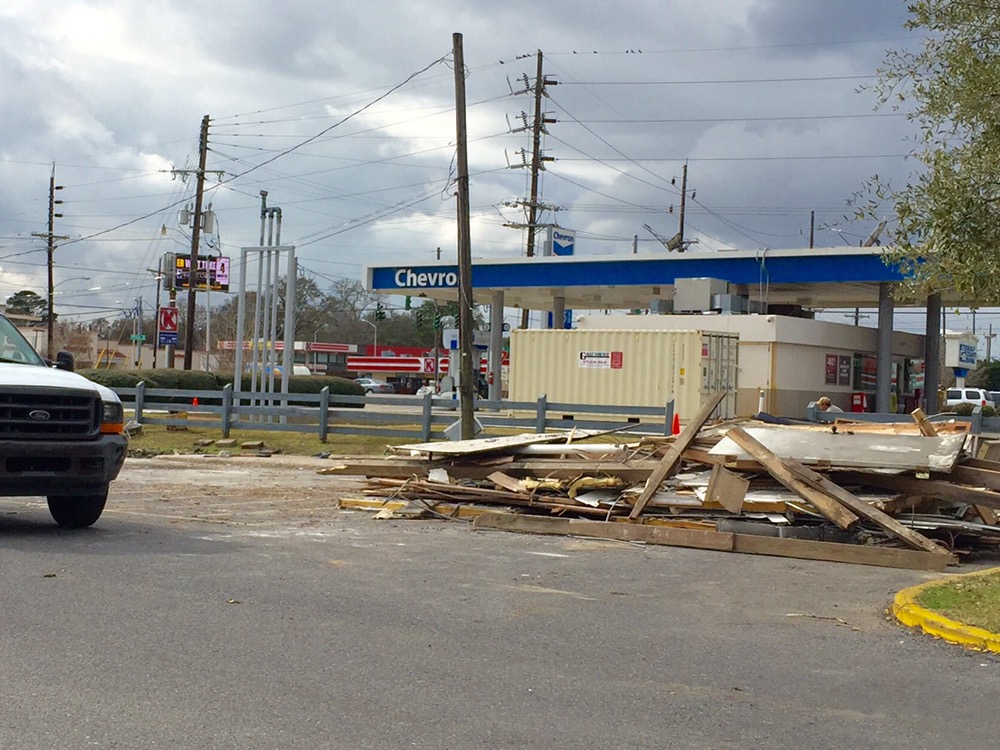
[174,255,230,292]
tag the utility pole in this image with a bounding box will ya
[32,163,67,360]
[809,210,815,249]
[676,161,690,245]
[453,32,476,440]
[521,50,546,330]
[184,115,210,370]
[986,324,996,361]
[505,50,557,328]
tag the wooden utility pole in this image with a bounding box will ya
[453,33,476,439]
[32,163,67,360]
[520,50,546,330]
[183,114,210,370]
[677,161,688,245]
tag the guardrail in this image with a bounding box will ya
[115,382,679,442]
[804,402,1000,434]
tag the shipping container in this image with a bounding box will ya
[509,329,737,420]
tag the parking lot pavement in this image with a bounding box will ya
[2,455,998,749]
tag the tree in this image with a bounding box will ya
[5,290,47,318]
[859,1,1000,303]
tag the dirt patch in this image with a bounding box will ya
[108,455,369,526]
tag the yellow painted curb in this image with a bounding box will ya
[892,567,1000,653]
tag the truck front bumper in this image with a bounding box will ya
[0,435,128,497]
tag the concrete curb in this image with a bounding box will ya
[892,567,1000,653]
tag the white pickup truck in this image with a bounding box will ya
[0,313,128,527]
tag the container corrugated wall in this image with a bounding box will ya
[509,329,738,419]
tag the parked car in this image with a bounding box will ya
[354,377,394,394]
[988,391,1000,408]
[943,388,991,408]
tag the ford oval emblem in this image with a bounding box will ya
[28,410,51,422]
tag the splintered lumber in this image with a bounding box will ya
[841,471,1000,510]
[725,427,858,530]
[910,408,938,437]
[320,457,662,482]
[941,465,1000,524]
[629,391,727,519]
[710,426,968,473]
[390,429,619,458]
[473,511,953,571]
[705,465,749,514]
[488,471,527,494]
[775,456,954,558]
[475,511,735,551]
[730,534,953,572]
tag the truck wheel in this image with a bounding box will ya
[46,494,108,529]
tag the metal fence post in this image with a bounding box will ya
[663,398,674,436]
[221,384,233,438]
[421,391,433,441]
[319,386,330,443]
[134,381,145,423]
[535,394,547,434]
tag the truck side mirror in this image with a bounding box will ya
[55,351,75,372]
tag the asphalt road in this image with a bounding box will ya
[0,457,997,750]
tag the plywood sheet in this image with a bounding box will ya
[710,426,967,472]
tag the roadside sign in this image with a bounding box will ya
[158,306,178,334]
[130,334,147,342]
[158,332,178,347]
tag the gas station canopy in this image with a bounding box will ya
[365,247,935,311]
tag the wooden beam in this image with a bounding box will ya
[910,408,938,437]
[725,427,859,530]
[320,458,662,482]
[839,471,1000,510]
[779,459,954,558]
[629,391,727,519]
[731,534,953,572]
[473,511,953,571]
[475,511,735,550]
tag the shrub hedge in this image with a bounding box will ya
[78,369,364,404]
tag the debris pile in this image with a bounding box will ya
[321,393,1000,571]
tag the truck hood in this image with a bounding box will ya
[0,362,120,403]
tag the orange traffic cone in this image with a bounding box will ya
[671,413,681,435]
[192,397,200,407]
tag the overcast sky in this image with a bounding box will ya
[1,0,941,331]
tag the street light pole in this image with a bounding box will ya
[363,319,377,355]
[147,268,164,368]
[312,323,329,371]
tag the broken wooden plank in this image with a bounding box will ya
[473,511,953,571]
[941,466,1000,525]
[777,457,954,558]
[731,534,954,572]
[319,458,663,482]
[680,447,764,471]
[475,511,735,551]
[711,426,968,473]
[977,440,1000,463]
[838,471,1000,510]
[910,408,938,437]
[725,427,859,530]
[629,391,727,520]
[487,471,528,494]
[705,465,749,514]
[391,432,576,457]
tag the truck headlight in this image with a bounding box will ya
[101,401,125,434]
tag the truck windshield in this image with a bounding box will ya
[0,316,47,366]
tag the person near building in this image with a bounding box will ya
[816,396,843,413]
